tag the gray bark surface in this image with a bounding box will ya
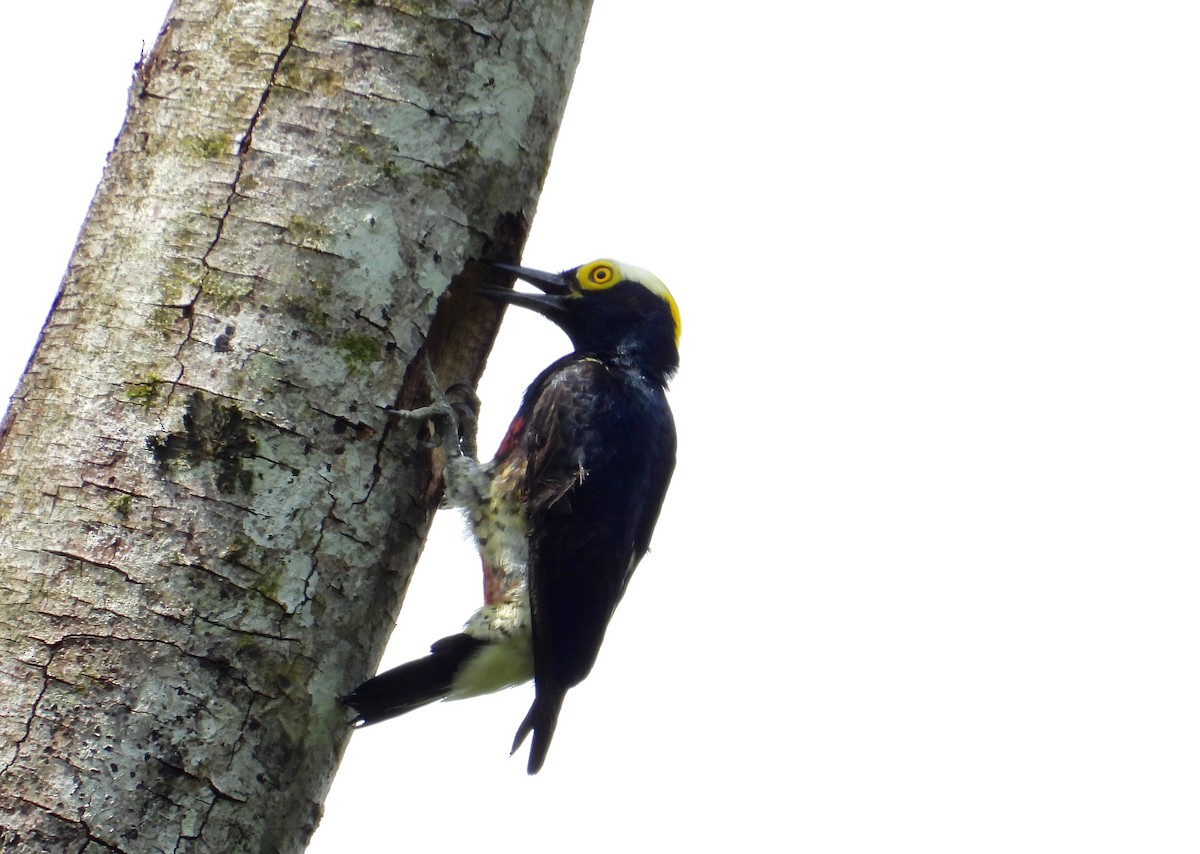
[0,0,591,850]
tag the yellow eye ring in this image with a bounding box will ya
[576,259,624,291]
[589,265,613,285]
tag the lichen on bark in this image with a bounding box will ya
[0,0,593,850]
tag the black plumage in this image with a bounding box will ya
[344,259,679,774]
[508,353,676,770]
[343,634,487,724]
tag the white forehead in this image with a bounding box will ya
[610,260,670,300]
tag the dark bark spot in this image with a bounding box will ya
[146,392,259,492]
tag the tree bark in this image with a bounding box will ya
[0,0,591,851]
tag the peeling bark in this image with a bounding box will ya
[0,0,591,850]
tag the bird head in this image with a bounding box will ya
[486,259,681,382]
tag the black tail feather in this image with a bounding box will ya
[343,633,486,726]
[511,689,566,774]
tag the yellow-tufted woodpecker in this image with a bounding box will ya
[344,259,679,774]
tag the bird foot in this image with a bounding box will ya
[394,360,481,461]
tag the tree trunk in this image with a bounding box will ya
[0,0,591,851]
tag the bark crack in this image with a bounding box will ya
[333,83,461,124]
[329,38,419,59]
[4,795,127,853]
[302,505,330,605]
[41,549,142,584]
[203,0,311,269]
[0,667,48,776]
[192,614,296,644]
[165,0,311,405]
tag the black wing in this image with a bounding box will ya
[511,357,676,771]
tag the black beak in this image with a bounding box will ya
[483,262,574,322]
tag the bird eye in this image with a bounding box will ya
[587,265,614,286]
[576,260,622,291]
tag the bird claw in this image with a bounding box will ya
[445,383,481,461]
[393,360,480,460]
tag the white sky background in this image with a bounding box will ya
[4,2,1199,851]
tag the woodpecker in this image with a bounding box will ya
[344,258,679,773]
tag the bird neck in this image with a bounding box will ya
[589,338,677,388]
